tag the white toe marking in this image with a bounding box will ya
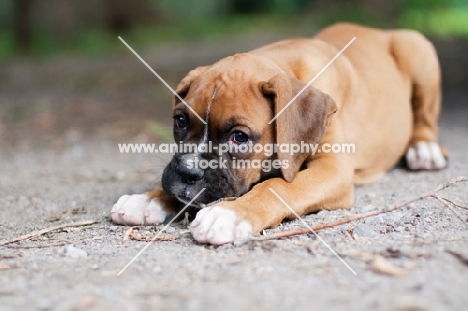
[110,194,167,226]
[406,141,447,170]
[428,142,447,169]
[119,194,149,225]
[144,199,168,225]
[190,206,252,245]
[415,142,431,169]
[111,195,130,224]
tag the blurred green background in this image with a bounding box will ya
[1,0,468,59]
[1,0,467,148]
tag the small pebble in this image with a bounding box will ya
[116,171,126,180]
[386,212,404,223]
[394,226,404,232]
[164,226,175,233]
[64,244,88,258]
[353,224,379,238]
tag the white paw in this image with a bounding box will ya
[406,141,447,170]
[190,206,252,245]
[110,194,167,226]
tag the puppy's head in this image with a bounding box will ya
[162,54,337,205]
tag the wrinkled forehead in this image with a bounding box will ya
[173,54,277,130]
[188,53,276,93]
[209,84,269,121]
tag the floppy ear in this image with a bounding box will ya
[173,66,208,107]
[261,74,337,182]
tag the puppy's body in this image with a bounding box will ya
[111,23,446,244]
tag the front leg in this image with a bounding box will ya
[110,190,179,226]
[191,155,354,245]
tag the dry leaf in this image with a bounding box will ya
[369,255,405,276]
[123,228,133,241]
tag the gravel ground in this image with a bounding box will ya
[0,34,467,311]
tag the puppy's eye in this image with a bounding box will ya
[229,130,249,144]
[174,115,188,130]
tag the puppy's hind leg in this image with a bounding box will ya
[390,30,447,170]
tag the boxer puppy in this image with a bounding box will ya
[111,23,447,245]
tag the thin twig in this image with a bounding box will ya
[250,175,468,242]
[5,240,71,249]
[0,220,97,246]
[433,195,468,229]
[446,250,468,267]
[437,197,468,211]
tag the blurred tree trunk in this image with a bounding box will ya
[13,0,160,53]
[361,0,398,19]
[230,0,269,13]
[14,0,32,53]
[103,0,159,33]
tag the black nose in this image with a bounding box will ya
[175,154,204,184]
